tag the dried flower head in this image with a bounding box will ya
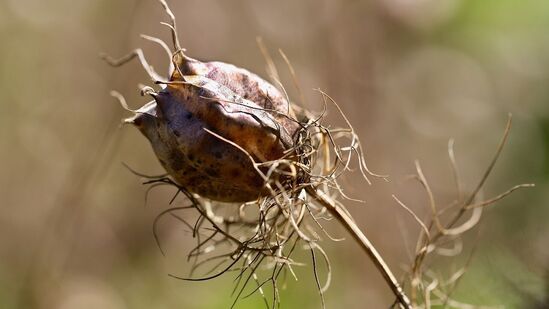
[101,0,410,308]
[103,1,533,309]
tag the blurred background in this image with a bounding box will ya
[1,0,548,308]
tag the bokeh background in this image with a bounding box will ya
[1,0,548,308]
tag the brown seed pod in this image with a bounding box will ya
[101,0,305,203]
[128,75,297,202]
[102,1,305,202]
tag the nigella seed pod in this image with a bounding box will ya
[125,74,297,203]
[159,75,294,159]
[104,4,304,202]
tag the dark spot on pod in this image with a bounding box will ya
[198,88,207,98]
[197,185,207,194]
[172,129,181,137]
[170,154,185,170]
[250,175,263,187]
[231,169,241,178]
[185,112,193,120]
[205,168,219,177]
[188,153,195,162]
[214,152,222,159]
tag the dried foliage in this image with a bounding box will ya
[103,1,533,308]
[391,115,534,308]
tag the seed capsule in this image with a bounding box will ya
[128,74,297,202]
[111,1,303,202]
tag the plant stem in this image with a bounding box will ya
[306,186,412,309]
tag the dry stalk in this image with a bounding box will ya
[392,114,534,308]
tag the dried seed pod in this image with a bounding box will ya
[106,1,307,202]
[127,74,297,202]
